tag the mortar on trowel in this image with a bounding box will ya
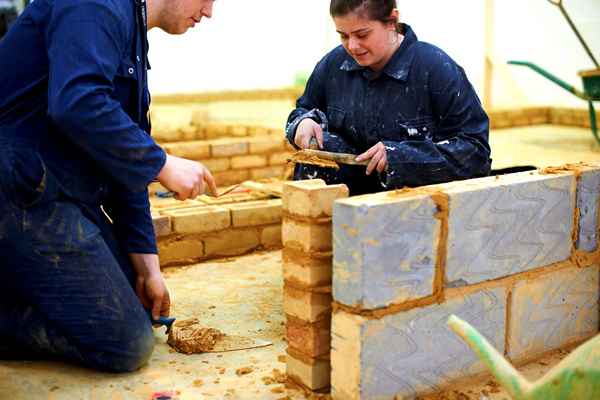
[149,312,272,354]
[291,137,369,169]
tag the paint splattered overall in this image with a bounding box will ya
[0,0,165,371]
[286,24,491,195]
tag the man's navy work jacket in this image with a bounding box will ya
[0,0,166,253]
[286,24,492,189]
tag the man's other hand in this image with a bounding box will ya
[294,118,324,149]
[356,142,388,175]
[157,154,217,199]
[129,253,171,321]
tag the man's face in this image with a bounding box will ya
[334,11,396,72]
[160,0,215,34]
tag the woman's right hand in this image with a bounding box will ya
[294,118,324,149]
[157,154,217,200]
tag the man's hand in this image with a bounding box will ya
[294,118,323,149]
[129,253,170,321]
[157,154,218,200]
[355,142,388,175]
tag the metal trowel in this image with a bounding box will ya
[150,313,272,353]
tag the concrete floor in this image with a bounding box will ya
[1,123,598,399]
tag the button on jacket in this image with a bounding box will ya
[0,0,166,253]
[286,24,491,189]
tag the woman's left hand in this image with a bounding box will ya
[356,142,388,175]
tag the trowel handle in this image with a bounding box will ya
[147,310,176,334]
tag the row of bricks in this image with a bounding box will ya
[331,264,600,399]
[489,106,599,129]
[161,137,294,160]
[333,164,600,310]
[151,87,303,105]
[151,199,282,236]
[281,180,349,391]
[153,123,284,143]
[157,224,281,267]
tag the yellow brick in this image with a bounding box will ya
[282,218,332,252]
[152,213,172,237]
[158,238,204,266]
[162,141,210,160]
[204,122,229,139]
[211,138,249,157]
[213,169,250,186]
[228,199,282,227]
[283,180,349,218]
[248,137,285,154]
[179,125,199,141]
[230,155,268,169]
[286,350,330,391]
[261,225,282,248]
[228,125,248,137]
[151,198,203,210]
[283,248,332,288]
[247,126,270,136]
[190,108,210,126]
[164,206,231,234]
[283,286,332,323]
[201,158,231,173]
[269,151,295,166]
[203,227,261,257]
[250,166,285,180]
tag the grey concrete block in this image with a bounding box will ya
[446,173,575,286]
[576,168,600,252]
[333,193,439,309]
[331,287,506,399]
[508,265,599,361]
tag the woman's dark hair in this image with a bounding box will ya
[330,0,401,32]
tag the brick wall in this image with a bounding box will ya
[489,107,599,130]
[330,163,600,399]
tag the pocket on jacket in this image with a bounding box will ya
[394,116,435,141]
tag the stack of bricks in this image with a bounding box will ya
[488,107,599,130]
[151,87,304,105]
[160,135,295,186]
[151,194,283,267]
[281,179,349,391]
[330,163,600,399]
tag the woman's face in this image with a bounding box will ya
[334,11,398,72]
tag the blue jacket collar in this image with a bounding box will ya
[339,23,417,82]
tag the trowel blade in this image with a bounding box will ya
[206,335,273,353]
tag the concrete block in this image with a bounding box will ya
[283,248,332,288]
[158,238,204,266]
[230,155,268,170]
[228,199,282,227]
[203,227,261,257]
[283,180,349,219]
[152,212,172,237]
[287,349,331,390]
[268,151,294,166]
[164,206,231,234]
[283,286,332,323]
[445,173,575,286]
[248,137,284,154]
[260,225,282,248]
[333,192,439,309]
[576,167,600,252]
[331,287,506,400]
[162,141,210,160]
[212,169,250,186]
[250,166,285,180]
[282,218,332,253]
[211,138,248,157]
[287,315,331,358]
[508,265,599,361]
[201,158,231,173]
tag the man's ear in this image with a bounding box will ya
[390,8,400,27]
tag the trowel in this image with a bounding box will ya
[150,314,272,353]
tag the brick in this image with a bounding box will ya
[164,206,231,234]
[248,136,284,154]
[203,227,261,257]
[151,198,203,210]
[268,151,294,166]
[162,141,210,160]
[286,315,331,358]
[260,224,282,248]
[333,191,439,309]
[201,158,231,173]
[190,108,210,126]
[283,180,349,218]
[250,166,285,180]
[247,125,270,136]
[508,266,599,362]
[152,213,172,237]
[204,123,230,139]
[158,238,204,266]
[282,218,332,253]
[211,138,248,157]
[212,169,250,186]
[445,172,575,286]
[153,128,182,143]
[576,166,600,252]
[228,125,248,137]
[179,125,200,141]
[287,349,331,390]
[283,248,332,288]
[230,154,268,169]
[283,286,332,323]
[331,287,506,400]
[228,199,282,227]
